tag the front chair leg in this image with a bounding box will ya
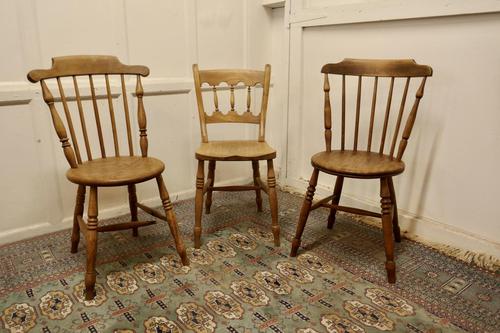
[128,184,139,237]
[291,168,319,257]
[71,185,86,253]
[267,160,280,247]
[327,176,344,229]
[205,161,216,214]
[252,161,263,212]
[156,175,189,266]
[194,160,205,248]
[387,177,401,243]
[85,186,98,300]
[380,177,396,283]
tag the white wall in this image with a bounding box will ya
[278,0,500,257]
[0,0,279,243]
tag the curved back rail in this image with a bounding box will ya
[321,58,432,160]
[27,55,150,168]
[192,64,271,143]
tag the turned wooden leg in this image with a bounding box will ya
[85,186,98,300]
[194,160,205,248]
[291,168,319,257]
[157,175,189,266]
[267,160,280,247]
[71,185,86,253]
[327,176,344,229]
[128,184,139,237]
[252,161,263,212]
[388,177,401,243]
[380,177,396,283]
[205,161,216,214]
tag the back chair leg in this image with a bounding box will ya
[85,186,98,300]
[205,161,216,214]
[71,185,86,253]
[388,177,401,243]
[252,161,263,212]
[128,184,139,237]
[156,175,189,266]
[291,168,319,257]
[380,178,396,283]
[267,160,280,246]
[194,160,205,248]
[327,176,344,229]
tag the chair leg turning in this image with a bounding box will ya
[156,175,189,266]
[291,168,319,257]
[380,177,396,283]
[388,177,401,243]
[327,176,344,229]
[71,185,86,253]
[85,186,98,300]
[205,161,216,214]
[252,161,263,212]
[128,184,139,237]
[194,160,205,248]
[266,160,280,246]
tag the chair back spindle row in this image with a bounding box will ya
[321,59,432,161]
[28,55,150,168]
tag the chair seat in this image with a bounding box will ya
[311,150,405,178]
[195,140,276,161]
[66,156,165,186]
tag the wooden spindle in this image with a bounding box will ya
[120,74,134,156]
[353,75,362,151]
[73,76,92,161]
[246,86,251,112]
[379,77,395,154]
[41,80,77,168]
[89,75,106,158]
[213,86,219,112]
[341,75,346,150]
[105,74,119,156]
[396,77,427,160]
[390,77,410,158]
[136,75,148,157]
[230,85,235,112]
[367,77,378,152]
[57,77,82,164]
[323,74,332,152]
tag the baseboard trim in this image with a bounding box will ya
[0,177,252,245]
[283,177,500,263]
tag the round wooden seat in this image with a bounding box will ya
[195,140,276,161]
[66,156,165,186]
[311,150,405,178]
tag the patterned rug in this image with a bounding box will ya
[0,190,498,333]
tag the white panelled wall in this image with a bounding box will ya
[1,0,499,259]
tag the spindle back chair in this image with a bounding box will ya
[192,64,280,248]
[28,55,189,300]
[290,59,433,284]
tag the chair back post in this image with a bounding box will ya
[136,75,148,157]
[321,59,432,160]
[258,64,271,142]
[192,64,209,143]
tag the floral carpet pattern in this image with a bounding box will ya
[0,190,498,332]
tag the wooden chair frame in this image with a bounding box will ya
[192,64,280,248]
[290,59,433,283]
[28,55,189,300]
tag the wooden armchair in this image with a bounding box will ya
[290,59,433,283]
[28,55,189,300]
[192,64,280,248]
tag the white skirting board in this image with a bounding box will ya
[283,177,500,268]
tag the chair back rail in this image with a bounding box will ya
[28,55,150,167]
[321,58,432,160]
[192,64,271,143]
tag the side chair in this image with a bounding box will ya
[290,59,433,283]
[28,55,189,300]
[192,64,280,248]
